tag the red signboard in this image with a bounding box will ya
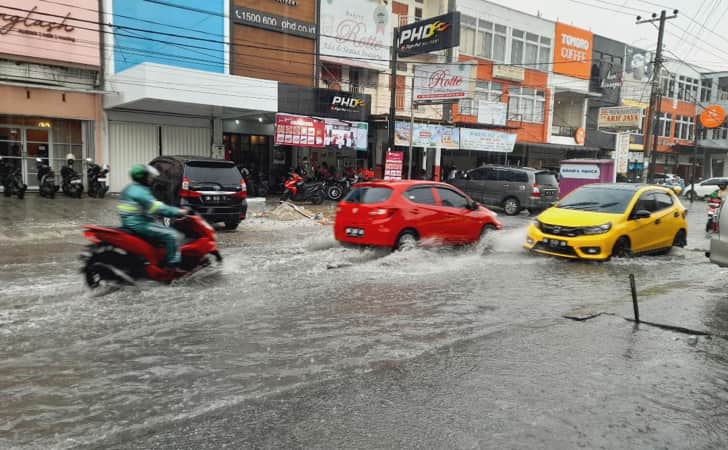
[274,113,325,147]
[384,151,403,181]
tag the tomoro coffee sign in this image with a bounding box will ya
[554,22,593,80]
[233,6,316,39]
[397,11,460,57]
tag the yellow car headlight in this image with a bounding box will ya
[582,222,612,235]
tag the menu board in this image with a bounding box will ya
[274,113,325,147]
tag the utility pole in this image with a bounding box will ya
[388,29,399,156]
[637,9,678,183]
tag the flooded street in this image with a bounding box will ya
[2,195,728,449]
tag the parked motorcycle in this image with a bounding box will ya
[61,159,84,198]
[81,212,221,288]
[324,174,359,201]
[36,158,59,199]
[86,158,110,198]
[0,157,27,199]
[282,170,325,204]
[707,197,722,233]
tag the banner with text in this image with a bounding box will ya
[413,63,476,103]
[320,0,392,69]
[459,128,516,153]
[274,113,325,147]
[323,118,368,151]
[394,122,459,149]
[384,151,404,181]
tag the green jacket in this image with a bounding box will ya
[118,182,183,228]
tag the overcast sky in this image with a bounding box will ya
[488,0,728,72]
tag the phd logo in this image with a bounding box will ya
[331,96,366,112]
[398,20,450,47]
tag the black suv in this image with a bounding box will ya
[150,156,247,230]
[452,165,559,215]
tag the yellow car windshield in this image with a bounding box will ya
[558,186,634,214]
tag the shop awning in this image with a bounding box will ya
[105,63,278,119]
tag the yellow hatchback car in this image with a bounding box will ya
[524,183,688,261]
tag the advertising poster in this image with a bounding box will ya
[459,129,516,153]
[615,132,631,175]
[384,151,404,181]
[320,0,392,69]
[323,119,368,151]
[274,113,325,148]
[397,11,461,57]
[477,101,508,126]
[413,63,476,103]
[622,46,653,101]
[394,122,459,149]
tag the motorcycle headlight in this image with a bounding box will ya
[582,223,612,235]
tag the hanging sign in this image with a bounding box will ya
[413,63,476,103]
[397,11,460,57]
[700,105,726,129]
[459,128,516,153]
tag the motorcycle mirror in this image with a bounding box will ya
[36,158,42,162]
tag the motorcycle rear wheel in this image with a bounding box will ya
[312,191,325,205]
[84,250,134,289]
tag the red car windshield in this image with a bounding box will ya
[344,186,393,204]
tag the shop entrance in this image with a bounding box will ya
[0,125,51,189]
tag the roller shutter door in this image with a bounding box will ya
[161,126,211,157]
[108,122,159,192]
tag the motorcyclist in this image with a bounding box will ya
[118,164,188,269]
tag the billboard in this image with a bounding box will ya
[553,22,593,79]
[597,106,643,132]
[397,11,460,57]
[459,128,516,153]
[622,46,653,101]
[274,113,325,147]
[413,63,476,104]
[0,1,100,68]
[394,122,459,149]
[323,118,368,151]
[320,0,392,69]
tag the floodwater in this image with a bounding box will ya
[1,195,727,449]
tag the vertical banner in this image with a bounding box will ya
[615,132,631,179]
[384,151,404,181]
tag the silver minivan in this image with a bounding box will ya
[709,200,728,266]
[452,165,559,215]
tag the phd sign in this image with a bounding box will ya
[397,12,460,57]
[560,164,600,180]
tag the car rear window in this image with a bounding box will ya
[344,187,392,204]
[536,172,558,186]
[184,162,242,187]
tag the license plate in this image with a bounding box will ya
[70,179,82,184]
[346,227,365,237]
[544,238,566,248]
[204,195,221,203]
[97,178,107,182]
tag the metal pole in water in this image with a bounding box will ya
[629,273,640,323]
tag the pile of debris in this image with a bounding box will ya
[267,201,328,224]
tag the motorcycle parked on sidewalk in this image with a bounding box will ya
[706,197,722,233]
[324,174,359,201]
[86,158,110,198]
[61,162,84,198]
[0,157,27,199]
[281,170,325,204]
[81,211,222,288]
[36,158,59,199]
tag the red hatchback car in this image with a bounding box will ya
[334,180,503,250]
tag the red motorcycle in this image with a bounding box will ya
[80,213,221,288]
[282,170,325,204]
